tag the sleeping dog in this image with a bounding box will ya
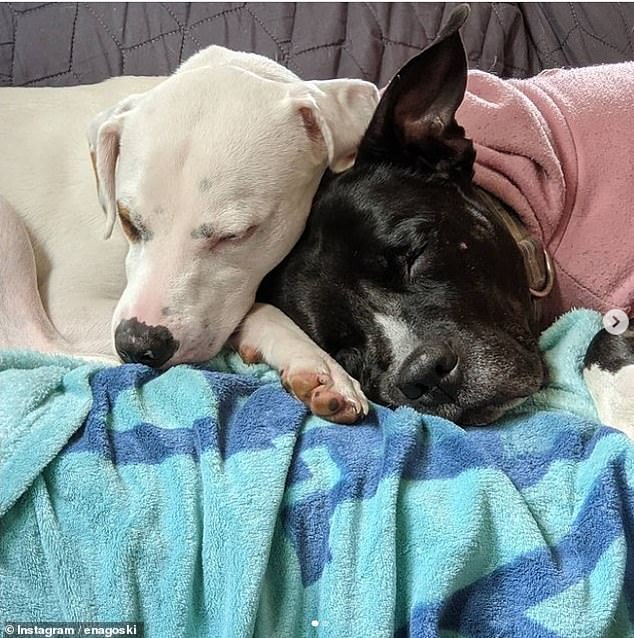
[259,6,634,436]
[0,45,378,423]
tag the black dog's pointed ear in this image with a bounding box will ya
[357,4,473,178]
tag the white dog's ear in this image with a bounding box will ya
[87,93,144,239]
[293,79,380,173]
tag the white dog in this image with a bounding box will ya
[0,46,377,423]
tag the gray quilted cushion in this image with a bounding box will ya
[1,3,634,87]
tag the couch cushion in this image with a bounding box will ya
[2,2,634,87]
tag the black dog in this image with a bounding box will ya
[260,6,634,429]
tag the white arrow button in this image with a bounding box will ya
[603,309,630,335]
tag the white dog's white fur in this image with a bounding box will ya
[584,364,634,439]
[0,45,377,421]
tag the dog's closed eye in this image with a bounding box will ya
[405,243,429,280]
[191,223,259,248]
[214,224,258,248]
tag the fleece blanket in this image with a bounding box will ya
[458,63,634,324]
[0,309,633,638]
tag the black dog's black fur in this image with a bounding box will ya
[259,6,547,425]
[585,326,634,374]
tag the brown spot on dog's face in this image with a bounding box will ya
[116,202,153,243]
[116,202,140,242]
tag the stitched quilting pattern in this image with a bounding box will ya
[2,2,634,88]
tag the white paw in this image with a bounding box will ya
[280,355,369,424]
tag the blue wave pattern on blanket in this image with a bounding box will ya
[0,309,633,637]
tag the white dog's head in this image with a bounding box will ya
[88,46,379,367]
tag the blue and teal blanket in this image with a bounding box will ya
[0,309,633,637]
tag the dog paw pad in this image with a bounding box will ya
[238,345,263,364]
[281,364,368,425]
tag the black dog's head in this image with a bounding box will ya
[261,6,545,425]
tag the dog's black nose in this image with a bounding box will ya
[114,318,179,368]
[397,344,461,403]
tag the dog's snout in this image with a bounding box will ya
[114,318,179,368]
[397,344,461,403]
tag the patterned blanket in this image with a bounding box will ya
[0,309,632,637]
